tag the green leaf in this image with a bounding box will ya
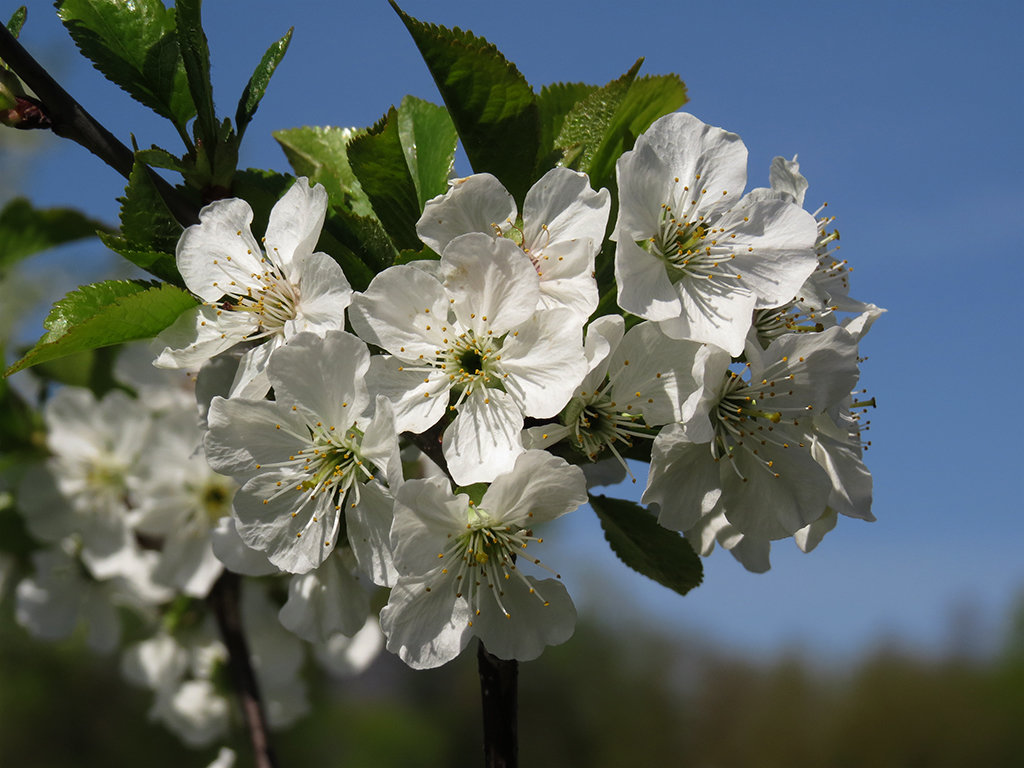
[347,107,421,251]
[581,72,688,193]
[536,81,597,171]
[5,280,197,376]
[118,162,184,253]
[396,95,457,210]
[0,197,111,271]
[6,7,26,37]
[236,27,292,138]
[135,146,187,173]
[174,0,215,149]
[390,2,540,203]
[99,233,181,286]
[320,208,395,290]
[590,494,703,597]
[555,59,643,179]
[56,0,195,128]
[273,125,375,217]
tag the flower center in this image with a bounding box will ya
[640,178,739,285]
[429,506,558,625]
[561,389,650,465]
[441,330,506,397]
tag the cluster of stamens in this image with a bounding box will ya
[642,175,742,284]
[709,362,809,482]
[425,506,558,625]
[259,419,374,547]
[209,235,301,341]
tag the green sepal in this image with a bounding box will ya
[396,95,457,210]
[455,483,488,507]
[55,0,195,129]
[390,2,540,204]
[6,7,26,37]
[0,197,112,272]
[347,107,422,251]
[5,280,197,377]
[590,494,703,597]
[236,27,292,139]
[273,125,375,217]
[174,0,215,151]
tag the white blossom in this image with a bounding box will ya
[154,178,352,398]
[613,112,819,356]
[380,451,585,669]
[418,169,610,321]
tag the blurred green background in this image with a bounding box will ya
[2,589,1023,768]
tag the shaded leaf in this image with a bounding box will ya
[590,494,703,597]
[320,208,395,290]
[229,167,292,238]
[236,27,292,138]
[0,197,111,271]
[99,233,181,286]
[56,0,195,128]
[396,95,457,209]
[118,162,183,252]
[347,107,421,250]
[390,2,540,203]
[273,125,374,217]
[174,0,215,148]
[5,280,197,376]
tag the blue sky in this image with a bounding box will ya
[8,0,1024,661]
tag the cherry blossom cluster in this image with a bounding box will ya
[7,110,881,699]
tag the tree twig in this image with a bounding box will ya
[208,572,279,768]
[0,24,198,227]
[478,640,519,768]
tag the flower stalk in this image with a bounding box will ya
[208,572,279,768]
[478,640,519,768]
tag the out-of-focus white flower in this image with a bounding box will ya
[17,540,169,652]
[155,178,352,398]
[19,387,150,579]
[381,451,586,669]
[314,617,384,678]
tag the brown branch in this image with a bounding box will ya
[208,572,279,768]
[0,24,198,227]
[478,640,519,768]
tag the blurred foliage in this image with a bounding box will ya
[2,593,1024,768]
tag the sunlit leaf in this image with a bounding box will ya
[5,281,197,376]
[390,2,540,203]
[396,95,457,209]
[56,0,195,128]
[236,27,292,138]
[273,125,374,217]
[347,107,421,251]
